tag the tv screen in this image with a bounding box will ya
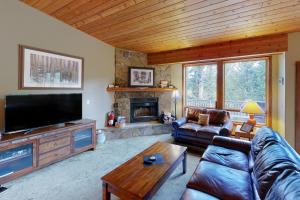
[5,93,82,133]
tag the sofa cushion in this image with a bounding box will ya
[253,142,299,199]
[198,125,221,135]
[181,188,220,200]
[178,123,202,137]
[186,107,207,122]
[187,161,253,200]
[207,109,227,125]
[179,123,202,132]
[202,145,249,172]
[265,169,300,200]
[251,127,282,160]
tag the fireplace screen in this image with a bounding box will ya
[130,98,158,123]
[134,107,152,117]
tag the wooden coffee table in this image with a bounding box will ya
[101,142,187,200]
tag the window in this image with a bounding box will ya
[184,63,217,108]
[224,59,267,123]
[183,58,270,125]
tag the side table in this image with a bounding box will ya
[232,124,261,140]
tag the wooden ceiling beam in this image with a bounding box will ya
[147,34,288,64]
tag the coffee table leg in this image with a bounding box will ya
[183,151,187,174]
[102,182,111,200]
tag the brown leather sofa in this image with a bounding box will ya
[172,107,232,147]
[181,127,300,200]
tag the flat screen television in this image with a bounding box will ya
[5,93,82,133]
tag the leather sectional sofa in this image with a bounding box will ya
[181,127,300,200]
[172,107,233,147]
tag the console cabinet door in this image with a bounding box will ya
[0,141,37,184]
[72,126,95,152]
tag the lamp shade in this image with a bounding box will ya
[172,90,180,100]
[241,101,264,114]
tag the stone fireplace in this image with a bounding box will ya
[130,98,158,123]
[113,48,175,123]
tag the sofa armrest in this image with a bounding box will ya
[219,120,233,136]
[212,136,251,154]
[172,117,187,130]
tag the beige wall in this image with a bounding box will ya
[0,100,4,131]
[272,55,279,132]
[277,53,286,136]
[0,1,115,130]
[271,54,285,137]
[284,32,300,147]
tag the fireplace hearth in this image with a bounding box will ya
[130,98,158,123]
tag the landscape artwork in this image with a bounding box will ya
[19,46,83,89]
[129,67,154,87]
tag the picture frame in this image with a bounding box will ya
[128,67,154,87]
[19,45,84,89]
[240,122,254,133]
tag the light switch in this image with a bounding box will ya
[86,99,90,105]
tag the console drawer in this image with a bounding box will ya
[39,136,71,154]
[39,146,71,166]
[39,132,70,144]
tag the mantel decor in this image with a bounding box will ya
[19,45,84,89]
[129,67,154,87]
[106,87,176,92]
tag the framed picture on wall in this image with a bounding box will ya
[128,67,154,87]
[19,45,84,89]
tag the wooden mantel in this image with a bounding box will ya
[106,87,177,92]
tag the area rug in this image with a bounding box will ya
[2,134,201,200]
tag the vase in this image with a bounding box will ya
[98,130,106,144]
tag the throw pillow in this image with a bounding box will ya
[186,107,207,122]
[207,109,227,125]
[198,114,210,126]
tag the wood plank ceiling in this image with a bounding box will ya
[22,0,300,53]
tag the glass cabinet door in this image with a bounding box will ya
[73,128,93,150]
[0,143,33,179]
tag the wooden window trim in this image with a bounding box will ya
[182,62,218,113]
[182,56,272,126]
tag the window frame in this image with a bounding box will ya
[183,56,272,126]
[183,61,218,109]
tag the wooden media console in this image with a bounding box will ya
[0,119,96,184]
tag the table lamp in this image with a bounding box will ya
[241,100,264,126]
